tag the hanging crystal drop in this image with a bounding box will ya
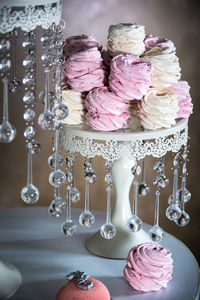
[79,178,95,228]
[61,187,77,236]
[127,179,142,232]
[138,157,150,196]
[149,190,164,242]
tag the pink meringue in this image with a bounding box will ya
[63,47,106,92]
[63,35,102,58]
[169,81,193,118]
[124,242,173,292]
[109,54,153,100]
[144,34,176,52]
[85,87,129,131]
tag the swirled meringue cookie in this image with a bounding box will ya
[124,242,173,292]
[61,90,85,125]
[85,87,129,131]
[169,80,193,118]
[139,87,179,130]
[144,34,175,52]
[107,23,145,56]
[63,47,106,92]
[63,35,102,58]
[143,47,181,87]
[109,54,153,100]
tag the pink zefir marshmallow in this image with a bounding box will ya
[63,47,106,92]
[109,54,153,100]
[85,87,129,131]
[63,35,102,58]
[124,242,173,293]
[170,80,193,118]
[144,34,176,52]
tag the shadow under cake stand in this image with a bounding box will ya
[61,117,188,259]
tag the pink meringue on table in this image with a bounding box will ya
[63,47,106,93]
[144,34,176,52]
[124,242,173,293]
[85,86,129,131]
[169,80,193,119]
[63,35,102,58]
[109,54,153,100]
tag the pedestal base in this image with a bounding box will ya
[85,227,150,259]
[0,260,22,300]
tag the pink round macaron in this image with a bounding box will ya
[56,277,110,300]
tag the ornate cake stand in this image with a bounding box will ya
[61,117,188,259]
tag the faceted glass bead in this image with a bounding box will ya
[66,171,73,183]
[127,215,142,232]
[0,58,11,72]
[0,39,10,53]
[153,161,164,173]
[100,223,116,239]
[176,188,191,203]
[48,206,61,218]
[8,78,21,93]
[62,220,77,236]
[23,108,36,122]
[79,211,95,228]
[48,152,64,169]
[22,38,35,50]
[0,121,16,143]
[51,197,65,213]
[22,73,35,87]
[66,157,74,168]
[49,170,66,188]
[83,162,92,172]
[52,101,69,120]
[22,55,35,68]
[23,91,35,104]
[69,187,81,203]
[175,211,190,226]
[24,126,35,139]
[38,110,55,130]
[105,172,113,185]
[21,184,39,204]
[26,141,41,155]
[85,172,97,184]
[40,36,52,46]
[105,160,113,170]
[138,182,150,196]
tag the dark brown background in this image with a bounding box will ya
[0,0,200,263]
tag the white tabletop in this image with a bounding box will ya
[0,207,199,300]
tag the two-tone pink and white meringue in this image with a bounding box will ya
[63,47,106,92]
[169,81,193,119]
[124,242,173,292]
[85,86,129,131]
[63,35,102,58]
[138,87,179,130]
[144,34,176,52]
[109,54,153,100]
[61,90,85,125]
[107,23,146,56]
[143,47,181,87]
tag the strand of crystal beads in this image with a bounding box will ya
[175,145,190,226]
[8,29,21,93]
[0,32,17,143]
[21,30,40,203]
[38,26,55,130]
[100,160,116,239]
[127,162,142,232]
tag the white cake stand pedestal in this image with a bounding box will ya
[61,117,188,259]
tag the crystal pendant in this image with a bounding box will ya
[22,38,35,50]
[138,158,150,196]
[85,171,97,184]
[66,170,73,183]
[52,101,69,120]
[176,188,191,203]
[166,204,181,221]
[100,223,116,239]
[23,108,36,122]
[61,220,77,236]
[175,211,190,227]
[0,121,16,143]
[49,170,66,188]
[127,179,142,232]
[149,225,164,242]
[22,73,35,87]
[104,172,113,185]
[21,184,39,204]
[0,39,10,53]
[153,161,164,173]
[79,211,95,228]
[22,55,35,68]
[0,58,11,73]
[48,152,64,169]
[66,157,75,168]
[49,197,65,216]
[69,187,81,203]
[38,110,55,130]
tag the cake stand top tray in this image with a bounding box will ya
[61,117,188,161]
[0,0,62,33]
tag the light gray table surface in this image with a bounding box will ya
[0,207,199,300]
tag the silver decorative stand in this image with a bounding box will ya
[61,117,188,259]
[0,0,62,298]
